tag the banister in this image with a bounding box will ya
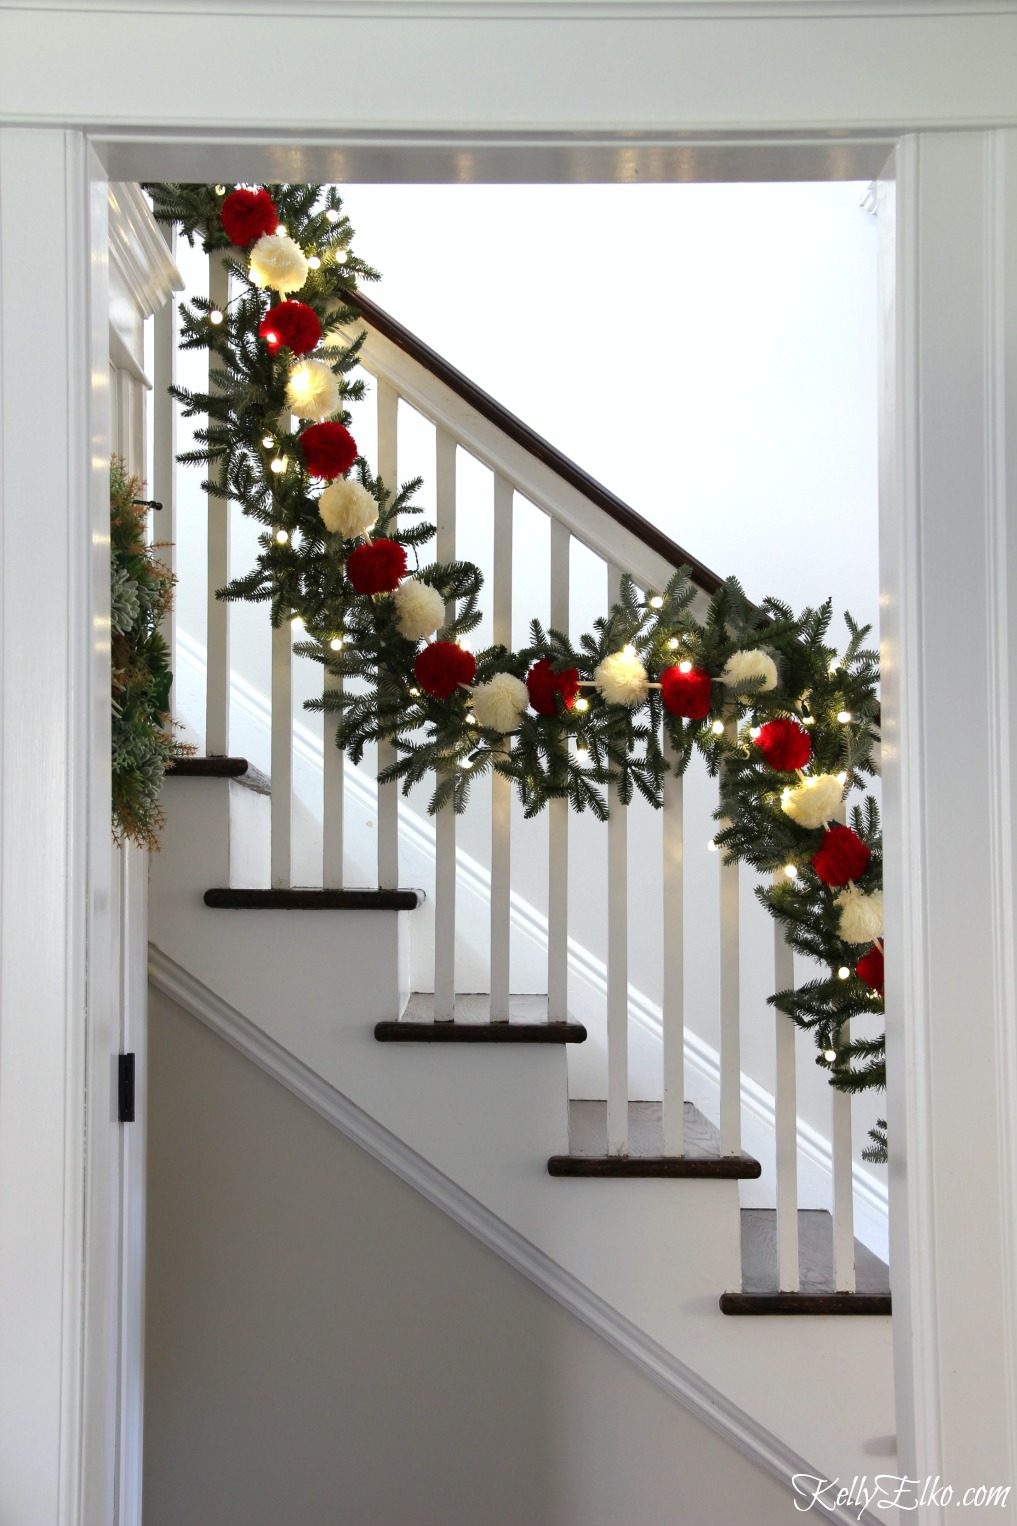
[341,286,725,597]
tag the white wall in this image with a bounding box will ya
[145,987,815,1526]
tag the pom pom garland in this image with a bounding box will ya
[811,824,872,888]
[755,717,812,771]
[318,477,378,539]
[299,422,358,479]
[220,187,278,247]
[471,672,530,733]
[346,538,407,596]
[835,886,884,945]
[258,302,321,356]
[285,358,340,421]
[780,774,844,830]
[720,648,779,693]
[392,578,445,642]
[855,946,885,995]
[248,232,309,295]
[594,649,649,707]
[415,641,477,700]
[660,664,713,719]
[526,658,580,715]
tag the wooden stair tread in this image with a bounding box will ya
[167,755,249,777]
[720,1209,891,1315]
[547,1100,762,1178]
[376,992,586,1043]
[204,887,425,911]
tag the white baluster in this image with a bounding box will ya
[719,720,742,1156]
[773,889,800,1292]
[832,1021,857,1292]
[270,618,293,890]
[205,252,230,756]
[376,378,399,889]
[661,737,685,1156]
[606,566,629,1156]
[153,224,176,695]
[547,518,571,1025]
[490,472,513,1023]
[322,664,344,888]
[433,426,458,1022]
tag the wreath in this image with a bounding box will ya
[146,181,887,1161]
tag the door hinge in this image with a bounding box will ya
[118,1053,136,1124]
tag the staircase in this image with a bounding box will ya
[149,281,895,1521]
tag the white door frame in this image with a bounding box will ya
[1,6,1016,1522]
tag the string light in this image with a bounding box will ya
[823,1048,838,1062]
[276,223,287,235]
[576,744,589,759]
[707,838,719,852]
[325,208,341,224]
[270,458,286,474]
[712,720,725,736]
[648,595,664,610]
[575,697,589,713]
[667,637,680,651]
[679,660,693,674]
[307,255,321,270]
[749,725,761,739]
[460,757,473,769]
[335,248,348,263]
[214,184,226,195]
[409,687,420,697]
[802,715,816,726]
[291,616,304,632]
[623,643,636,658]
[275,529,289,544]
[329,637,343,651]
[467,714,478,726]
[838,966,851,980]
[261,435,275,448]
[784,864,798,879]
[837,710,852,724]
[209,310,224,325]
[837,771,848,785]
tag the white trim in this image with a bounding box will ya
[8,0,1017,17]
[107,182,182,320]
[147,945,882,1526]
[175,628,889,1237]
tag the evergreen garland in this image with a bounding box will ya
[110,457,189,848]
[147,181,887,1160]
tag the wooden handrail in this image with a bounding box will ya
[341,286,725,597]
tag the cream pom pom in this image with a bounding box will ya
[720,648,779,693]
[285,358,340,421]
[318,477,378,539]
[780,774,844,830]
[835,886,884,944]
[594,649,649,707]
[471,672,530,733]
[248,233,309,295]
[391,578,445,641]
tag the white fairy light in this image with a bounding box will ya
[784,864,798,879]
[291,616,304,632]
[712,720,725,736]
[667,637,680,651]
[214,184,226,195]
[275,529,289,544]
[276,223,287,235]
[679,660,693,674]
[460,757,473,770]
[329,637,343,651]
[648,595,664,609]
[838,966,851,980]
[325,208,341,224]
[824,1048,838,1062]
[307,255,321,270]
[837,771,848,785]
[837,710,852,724]
[261,435,274,448]
[209,309,224,326]
[575,697,589,713]
[270,458,286,474]
[707,839,719,852]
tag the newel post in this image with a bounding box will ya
[881,130,1017,1511]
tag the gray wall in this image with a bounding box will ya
[144,989,807,1526]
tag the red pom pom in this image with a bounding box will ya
[526,658,580,715]
[258,301,321,356]
[415,641,477,700]
[660,665,713,720]
[812,824,872,887]
[755,717,812,771]
[346,538,407,596]
[220,187,278,247]
[299,422,358,480]
[855,946,884,995]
